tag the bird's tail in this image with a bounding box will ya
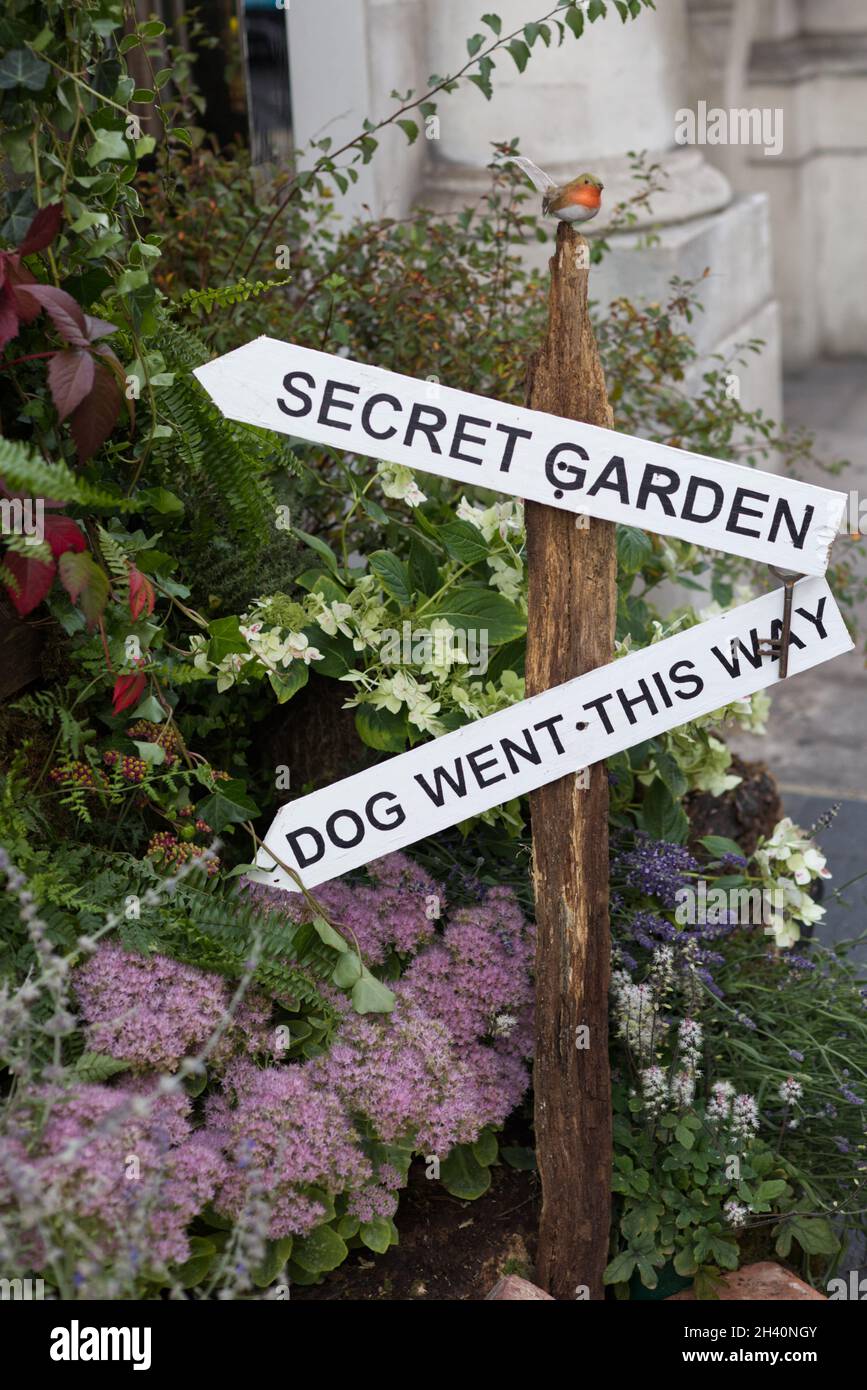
[498,154,557,193]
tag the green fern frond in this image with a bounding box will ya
[97,526,131,585]
[0,437,136,510]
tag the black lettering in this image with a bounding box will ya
[277,370,315,419]
[404,402,448,454]
[727,486,769,539]
[682,476,724,524]
[616,678,658,725]
[768,499,814,551]
[496,422,533,473]
[651,671,674,709]
[318,378,360,430]
[361,392,402,441]
[533,715,566,755]
[582,692,616,735]
[365,791,406,831]
[587,455,629,504]
[500,729,541,775]
[326,809,365,848]
[414,759,467,806]
[769,616,805,652]
[794,595,828,640]
[637,465,680,517]
[450,413,491,465]
[670,659,704,699]
[544,443,588,498]
[285,826,324,867]
[466,744,507,789]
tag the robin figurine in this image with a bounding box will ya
[504,155,604,225]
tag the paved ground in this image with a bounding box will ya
[727,359,867,964]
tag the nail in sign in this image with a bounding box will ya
[194,338,846,576]
[246,578,852,893]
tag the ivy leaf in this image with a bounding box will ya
[0,49,49,91]
[3,551,56,616]
[466,33,485,57]
[47,349,95,421]
[86,130,132,167]
[58,551,110,628]
[481,12,502,35]
[196,778,260,833]
[397,119,419,144]
[588,0,608,19]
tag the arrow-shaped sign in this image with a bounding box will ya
[195,337,846,576]
[247,577,852,893]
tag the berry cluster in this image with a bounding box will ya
[147,831,220,877]
[49,761,106,791]
[125,720,182,765]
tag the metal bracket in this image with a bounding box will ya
[757,567,804,679]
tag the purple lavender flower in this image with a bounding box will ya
[613,833,699,908]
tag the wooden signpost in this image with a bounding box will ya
[197,231,851,1300]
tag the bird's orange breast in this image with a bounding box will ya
[567,186,602,209]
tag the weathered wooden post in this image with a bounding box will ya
[525,223,617,1300]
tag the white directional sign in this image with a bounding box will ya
[195,338,846,576]
[247,578,852,893]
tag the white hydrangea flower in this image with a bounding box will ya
[376,461,427,506]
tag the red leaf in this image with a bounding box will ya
[19,204,63,257]
[58,550,110,628]
[13,283,88,347]
[83,313,117,342]
[0,284,20,351]
[112,670,147,715]
[68,361,122,463]
[3,550,56,616]
[129,567,156,620]
[43,514,87,559]
[47,348,95,421]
